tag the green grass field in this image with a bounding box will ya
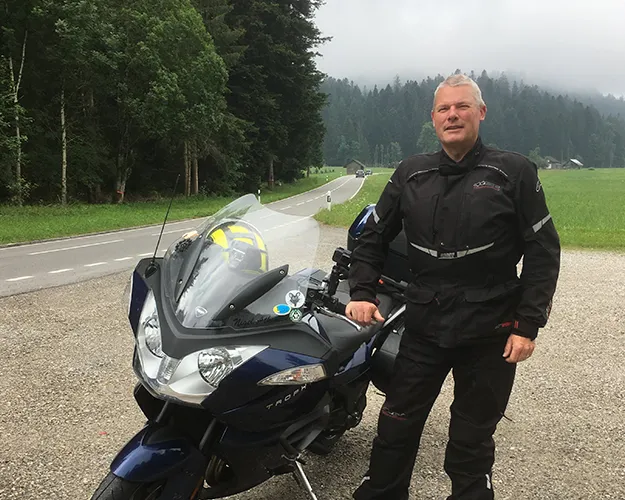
[0,170,344,245]
[316,169,625,251]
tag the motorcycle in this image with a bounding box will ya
[91,193,410,500]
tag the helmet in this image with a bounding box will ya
[207,220,268,274]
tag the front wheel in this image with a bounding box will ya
[90,472,191,500]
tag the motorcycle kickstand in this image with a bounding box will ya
[291,458,319,500]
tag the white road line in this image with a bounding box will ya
[269,216,312,231]
[85,262,107,267]
[150,227,193,236]
[296,202,306,206]
[266,175,350,204]
[28,239,124,256]
[330,178,352,192]
[6,275,34,282]
[0,220,199,252]
[349,178,366,200]
[280,205,292,210]
[138,253,153,257]
[114,257,134,262]
[49,268,73,274]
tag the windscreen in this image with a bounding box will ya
[162,194,320,330]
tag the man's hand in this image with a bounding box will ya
[345,301,385,326]
[503,334,536,363]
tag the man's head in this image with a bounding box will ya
[431,74,487,156]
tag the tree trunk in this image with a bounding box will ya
[115,152,128,203]
[7,30,27,206]
[115,122,132,203]
[192,139,199,195]
[306,165,310,178]
[184,140,190,197]
[115,169,127,204]
[61,85,68,205]
[268,156,275,190]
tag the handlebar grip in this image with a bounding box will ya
[327,299,346,316]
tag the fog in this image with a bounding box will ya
[313,0,625,96]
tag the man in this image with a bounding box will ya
[347,74,561,500]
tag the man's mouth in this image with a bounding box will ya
[445,125,463,131]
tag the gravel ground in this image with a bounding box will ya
[1,225,624,500]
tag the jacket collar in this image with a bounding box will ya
[438,136,485,175]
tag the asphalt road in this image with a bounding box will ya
[0,175,364,298]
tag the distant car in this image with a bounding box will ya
[365,169,372,176]
[355,169,365,178]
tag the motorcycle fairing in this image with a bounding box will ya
[110,424,206,484]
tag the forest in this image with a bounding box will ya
[0,0,326,205]
[2,0,625,207]
[321,72,625,170]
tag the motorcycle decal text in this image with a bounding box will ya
[265,384,308,410]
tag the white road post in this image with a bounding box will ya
[326,191,332,211]
[257,189,261,203]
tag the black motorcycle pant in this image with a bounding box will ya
[353,333,516,500]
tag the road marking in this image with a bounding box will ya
[114,257,134,262]
[151,228,193,236]
[138,253,153,257]
[85,262,107,267]
[0,220,200,252]
[349,178,366,200]
[296,202,306,206]
[268,216,312,231]
[266,175,350,204]
[49,268,73,274]
[28,239,124,256]
[6,275,34,282]
[280,205,292,210]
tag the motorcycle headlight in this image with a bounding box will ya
[138,291,163,358]
[198,346,266,387]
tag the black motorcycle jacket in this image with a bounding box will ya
[348,137,561,347]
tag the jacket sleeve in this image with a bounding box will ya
[348,164,405,303]
[512,160,561,339]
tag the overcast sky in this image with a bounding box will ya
[313,0,625,97]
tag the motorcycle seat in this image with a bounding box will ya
[317,281,395,358]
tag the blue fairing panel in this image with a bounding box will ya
[111,425,203,483]
[348,204,376,240]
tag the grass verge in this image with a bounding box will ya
[0,170,344,245]
[315,169,625,251]
[315,172,392,227]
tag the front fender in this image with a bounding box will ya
[111,424,206,483]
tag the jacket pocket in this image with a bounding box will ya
[405,285,437,304]
[464,281,520,303]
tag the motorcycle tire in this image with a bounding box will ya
[90,472,174,500]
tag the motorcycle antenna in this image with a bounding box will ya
[146,174,180,277]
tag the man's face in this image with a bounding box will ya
[431,85,486,150]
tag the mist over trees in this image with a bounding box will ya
[321,71,625,169]
[0,0,326,205]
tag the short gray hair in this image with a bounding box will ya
[433,74,486,110]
